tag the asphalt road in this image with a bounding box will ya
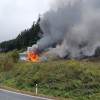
[0,89,54,100]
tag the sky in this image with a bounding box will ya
[0,0,54,42]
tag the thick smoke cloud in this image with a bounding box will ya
[28,0,100,59]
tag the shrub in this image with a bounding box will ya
[12,49,19,63]
[68,60,79,69]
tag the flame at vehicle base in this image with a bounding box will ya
[26,51,38,62]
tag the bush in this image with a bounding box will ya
[0,52,14,71]
[68,60,78,69]
[12,49,19,63]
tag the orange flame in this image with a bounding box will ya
[26,51,38,62]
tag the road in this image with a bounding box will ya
[0,89,54,100]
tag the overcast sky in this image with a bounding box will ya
[0,0,54,42]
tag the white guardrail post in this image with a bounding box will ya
[36,84,37,94]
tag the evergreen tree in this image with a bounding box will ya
[0,14,42,52]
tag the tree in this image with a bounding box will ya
[0,14,42,52]
[95,47,100,57]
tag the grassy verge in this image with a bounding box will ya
[0,52,100,100]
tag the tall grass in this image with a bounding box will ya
[0,52,100,99]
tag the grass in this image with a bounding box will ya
[0,52,100,100]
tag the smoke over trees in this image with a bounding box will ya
[28,0,100,59]
[1,0,100,59]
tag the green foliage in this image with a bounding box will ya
[0,58,100,99]
[12,49,19,63]
[0,15,42,52]
[0,75,3,83]
[68,60,79,69]
[0,52,14,71]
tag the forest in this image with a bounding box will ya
[0,15,42,52]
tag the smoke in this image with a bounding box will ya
[28,0,100,59]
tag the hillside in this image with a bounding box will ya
[0,15,42,52]
[0,52,100,100]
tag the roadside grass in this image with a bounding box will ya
[0,52,100,100]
